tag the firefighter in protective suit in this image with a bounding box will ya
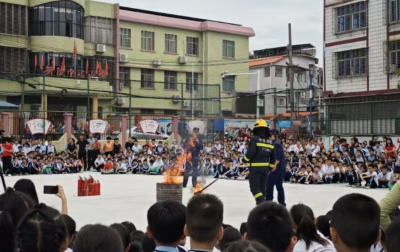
[243,119,276,205]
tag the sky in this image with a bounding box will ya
[101,0,324,63]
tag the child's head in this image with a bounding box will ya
[330,194,380,252]
[185,194,223,246]
[73,224,124,252]
[110,223,130,251]
[367,164,374,172]
[147,200,186,246]
[218,227,242,251]
[314,166,320,172]
[381,166,388,174]
[306,166,312,173]
[386,217,400,252]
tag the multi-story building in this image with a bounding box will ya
[244,44,322,116]
[0,0,254,127]
[323,0,400,135]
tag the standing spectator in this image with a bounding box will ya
[385,138,396,159]
[87,133,96,170]
[77,135,89,171]
[91,138,101,170]
[1,137,13,175]
[103,137,114,156]
[66,138,77,157]
[125,137,134,151]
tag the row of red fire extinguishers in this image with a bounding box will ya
[77,176,101,196]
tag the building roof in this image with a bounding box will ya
[0,101,19,108]
[119,6,241,26]
[249,55,286,67]
[253,43,316,59]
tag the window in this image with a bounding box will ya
[223,40,235,58]
[141,69,154,88]
[0,46,27,73]
[141,109,154,114]
[264,66,271,77]
[186,72,198,91]
[164,71,177,90]
[84,16,115,45]
[141,31,154,51]
[0,3,28,35]
[120,28,131,48]
[337,48,367,77]
[278,98,285,106]
[337,2,367,33]
[164,110,178,115]
[165,34,177,53]
[119,67,131,89]
[389,40,400,67]
[275,66,283,77]
[187,37,199,55]
[390,0,400,22]
[223,76,235,92]
[29,1,84,39]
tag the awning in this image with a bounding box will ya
[0,101,19,108]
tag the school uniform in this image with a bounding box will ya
[297,172,307,184]
[154,246,179,252]
[116,163,127,174]
[323,165,335,184]
[346,171,357,186]
[377,172,391,188]
[131,164,140,174]
[54,162,66,174]
[94,158,105,171]
[314,171,324,184]
[30,161,40,174]
[225,166,240,179]
[12,160,21,175]
[332,167,340,183]
[141,164,150,174]
[366,171,379,188]
[20,162,30,174]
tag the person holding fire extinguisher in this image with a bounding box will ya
[243,119,276,205]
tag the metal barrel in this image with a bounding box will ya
[156,183,183,203]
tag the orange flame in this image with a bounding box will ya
[193,183,204,194]
[163,134,197,185]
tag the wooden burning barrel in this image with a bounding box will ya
[156,183,183,203]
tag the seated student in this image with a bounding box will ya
[225,159,240,180]
[64,158,75,173]
[331,160,340,183]
[330,194,381,252]
[290,163,299,183]
[131,159,140,174]
[123,157,131,171]
[360,164,379,189]
[245,201,296,252]
[54,158,67,174]
[115,159,127,174]
[339,162,347,183]
[313,165,324,184]
[11,156,21,175]
[141,159,150,174]
[290,204,335,251]
[94,154,105,172]
[224,240,270,252]
[377,166,391,188]
[214,159,228,179]
[30,157,41,174]
[185,194,224,252]
[304,165,315,184]
[323,159,335,184]
[388,166,400,190]
[295,166,307,184]
[346,164,359,187]
[146,200,186,252]
[20,157,30,175]
[74,158,83,172]
[284,163,292,182]
[148,160,159,175]
[217,227,242,251]
[102,158,114,174]
[110,223,131,252]
[385,217,400,252]
[41,159,53,174]
[73,224,124,252]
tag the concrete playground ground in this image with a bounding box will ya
[3,173,389,230]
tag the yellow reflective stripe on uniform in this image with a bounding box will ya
[243,156,250,162]
[254,193,263,199]
[250,162,271,167]
[256,143,274,149]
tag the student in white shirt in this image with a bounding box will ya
[94,154,105,172]
[115,160,127,174]
[360,164,379,189]
[323,159,335,184]
[290,204,336,252]
[377,166,391,188]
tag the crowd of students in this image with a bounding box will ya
[1,177,400,252]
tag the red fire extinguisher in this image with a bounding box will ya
[97,180,101,196]
[82,177,88,196]
[77,176,83,196]
[88,176,94,196]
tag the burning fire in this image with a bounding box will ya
[163,134,196,185]
[193,183,204,194]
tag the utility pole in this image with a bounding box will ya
[288,23,295,120]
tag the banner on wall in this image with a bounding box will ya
[26,119,52,135]
[188,120,207,134]
[224,120,270,130]
[139,120,159,134]
[89,119,108,134]
[277,121,292,129]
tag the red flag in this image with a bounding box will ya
[52,57,55,71]
[96,61,99,74]
[73,40,77,59]
[40,55,43,71]
[86,59,89,75]
[99,62,102,74]
[61,58,65,72]
[105,61,109,76]
[34,55,37,69]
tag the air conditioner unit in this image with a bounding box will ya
[183,101,190,107]
[179,56,187,64]
[120,53,128,63]
[152,59,162,66]
[117,98,125,105]
[96,44,106,53]
[172,95,181,103]
[390,64,398,73]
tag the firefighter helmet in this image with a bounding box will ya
[254,119,269,128]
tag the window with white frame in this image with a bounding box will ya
[187,37,199,56]
[337,48,367,77]
[337,2,367,33]
[165,34,177,53]
[264,66,271,77]
[223,75,235,92]
[275,66,283,77]
[223,40,235,58]
[120,28,131,48]
[119,67,130,90]
[141,31,154,51]
[164,71,177,90]
[141,69,154,88]
[186,72,198,91]
[389,40,400,67]
[390,0,400,22]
